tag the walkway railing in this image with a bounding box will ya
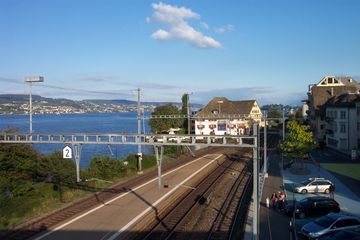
[0,133,257,148]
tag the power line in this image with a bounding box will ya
[0,77,133,96]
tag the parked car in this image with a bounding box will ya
[285,196,340,219]
[301,213,360,239]
[294,177,335,194]
[318,227,360,240]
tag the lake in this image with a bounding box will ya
[0,112,153,168]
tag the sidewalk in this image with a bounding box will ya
[259,152,291,240]
[282,162,360,217]
[255,149,360,240]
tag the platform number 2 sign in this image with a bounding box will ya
[63,146,73,159]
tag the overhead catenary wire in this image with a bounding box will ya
[0,77,133,97]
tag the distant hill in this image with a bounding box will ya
[0,94,203,114]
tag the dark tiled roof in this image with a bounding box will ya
[232,100,257,114]
[324,93,360,108]
[310,85,360,110]
[194,97,257,117]
[337,76,358,85]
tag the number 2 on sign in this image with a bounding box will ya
[65,149,70,158]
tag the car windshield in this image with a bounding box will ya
[314,216,334,228]
[301,179,312,185]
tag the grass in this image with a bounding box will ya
[320,163,360,181]
[0,183,90,230]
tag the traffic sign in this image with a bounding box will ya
[63,146,72,159]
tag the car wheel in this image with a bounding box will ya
[301,189,307,194]
[324,189,330,194]
[299,212,306,219]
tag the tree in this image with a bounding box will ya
[280,120,317,167]
[267,105,282,119]
[0,143,39,197]
[88,156,125,180]
[149,104,183,133]
[181,94,189,131]
[37,151,76,201]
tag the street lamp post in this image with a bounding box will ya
[25,76,44,138]
[264,111,268,177]
[282,108,285,141]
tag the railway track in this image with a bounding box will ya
[141,149,252,240]
[0,147,222,240]
[207,161,252,240]
[2,133,278,240]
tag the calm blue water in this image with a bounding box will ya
[0,112,153,168]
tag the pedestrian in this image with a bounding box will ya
[266,197,270,208]
[270,191,278,209]
[279,191,286,210]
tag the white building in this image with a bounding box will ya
[194,97,262,135]
[307,76,360,143]
[325,94,359,151]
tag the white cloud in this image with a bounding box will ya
[214,24,235,34]
[148,2,221,49]
[227,24,235,32]
[201,22,209,29]
[214,27,226,34]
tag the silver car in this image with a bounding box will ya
[294,177,335,194]
[301,213,360,239]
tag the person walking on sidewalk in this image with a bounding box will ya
[279,191,286,210]
[270,191,278,209]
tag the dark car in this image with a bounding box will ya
[318,227,360,240]
[286,196,340,219]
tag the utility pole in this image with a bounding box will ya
[282,108,285,141]
[29,82,33,136]
[187,93,192,134]
[253,123,259,240]
[137,88,143,174]
[264,111,268,177]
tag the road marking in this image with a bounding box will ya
[34,153,220,240]
[180,184,196,190]
[267,207,273,240]
[107,154,224,240]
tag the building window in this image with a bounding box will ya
[217,121,226,131]
[327,138,338,147]
[358,139,360,149]
[320,124,324,130]
[340,111,346,119]
[358,122,360,132]
[357,107,360,116]
[333,111,338,119]
[340,123,346,133]
[340,138,347,149]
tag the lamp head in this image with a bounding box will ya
[25,76,44,83]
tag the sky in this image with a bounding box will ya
[0,0,359,106]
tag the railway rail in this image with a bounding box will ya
[141,149,252,240]
[0,147,222,240]
[207,161,252,240]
